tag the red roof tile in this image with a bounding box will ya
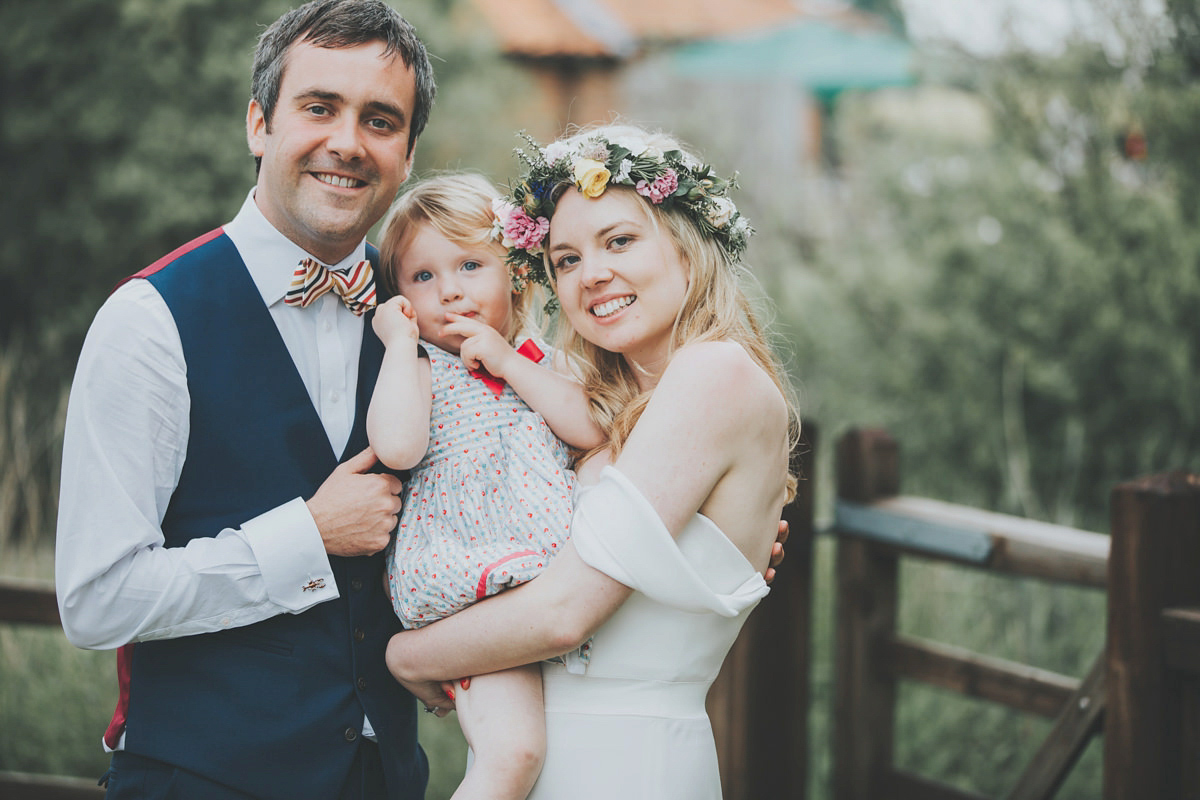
[469,0,805,58]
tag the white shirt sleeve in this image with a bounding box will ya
[55,280,338,651]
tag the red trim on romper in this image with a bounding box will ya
[475,550,540,601]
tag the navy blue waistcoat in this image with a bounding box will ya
[119,230,426,800]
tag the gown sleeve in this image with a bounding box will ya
[571,466,769,617]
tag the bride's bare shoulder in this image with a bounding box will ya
[659,341,786,435]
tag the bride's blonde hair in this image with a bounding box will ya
[545,125,800,500]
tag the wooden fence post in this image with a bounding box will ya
[711,424,816,800]
[1104,471,1200,799]
[832,428,900,800]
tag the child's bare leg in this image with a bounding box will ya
[451,663,545,800]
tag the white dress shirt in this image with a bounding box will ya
[56,189,370,651]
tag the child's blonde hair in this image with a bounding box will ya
[379,173,533,339]
[545,125,800,500]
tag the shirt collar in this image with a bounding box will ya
[223,188,369,307]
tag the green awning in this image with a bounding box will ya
[671,19,915,102]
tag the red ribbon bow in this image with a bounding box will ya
[470,339,545,396]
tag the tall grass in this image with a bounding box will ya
[0,338,69,556]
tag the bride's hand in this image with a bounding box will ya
[765,519,788,584]
[403,677,454,718]
[387,632,455,717]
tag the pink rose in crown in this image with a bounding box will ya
[504,208,551,251]
[635,169,678,204]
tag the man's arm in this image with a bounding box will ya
[54,282,367,649]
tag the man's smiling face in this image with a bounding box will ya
[247,39,417,264]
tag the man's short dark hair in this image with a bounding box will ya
[251,0,436,159]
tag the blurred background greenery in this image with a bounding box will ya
[1,0,1195,797]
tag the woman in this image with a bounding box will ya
[386,124,798,799]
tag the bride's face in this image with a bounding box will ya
[547,188,689,376]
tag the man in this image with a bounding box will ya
[55,2,435,797]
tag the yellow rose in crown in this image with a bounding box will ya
[573,158,611,198]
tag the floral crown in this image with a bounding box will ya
[491,131,753,291]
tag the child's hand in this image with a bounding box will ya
[444,313,517,377]
[372,296,420,348]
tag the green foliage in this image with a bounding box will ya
[0,0,534,345]
[0,623,117,778]
[0,0,291,339]
[0,340,70,550]
[787,11,1200,529]
[419,713,468,800]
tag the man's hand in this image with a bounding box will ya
[307,447,402,556]
[765,519,789,584]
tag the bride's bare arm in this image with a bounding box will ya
[386,341,786,686]
[387,540,631,685]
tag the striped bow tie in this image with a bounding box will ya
[284,258,377,316]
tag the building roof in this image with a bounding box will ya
[469,0,808,59]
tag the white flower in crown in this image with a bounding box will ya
[577,139,610,162]
[615,158,634,184]
[732,215,753,236]
[491,197,518,247]
[706,196,737,228]
[542,140,572,164]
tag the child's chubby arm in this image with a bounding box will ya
[444,313,605,450]
[367,296,433,470]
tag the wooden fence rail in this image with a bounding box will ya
[830,427,1200,800]
[0,577,105,799]
[1104,471,1200,799]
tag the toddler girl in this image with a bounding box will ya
[368,173,603,800]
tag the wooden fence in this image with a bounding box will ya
[5,424,1199,799]
[829,427,1200,800]
[709,425,817,799]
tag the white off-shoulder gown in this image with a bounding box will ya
[526,466,770,799]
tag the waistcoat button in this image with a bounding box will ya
[344,727,358,742]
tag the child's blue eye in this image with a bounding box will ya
[413,270,432,283]
[462,260,481,272]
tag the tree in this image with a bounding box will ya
[786,4,1199,529]
[0,0,533,345]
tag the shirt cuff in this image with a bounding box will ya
[243,497,339,611]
